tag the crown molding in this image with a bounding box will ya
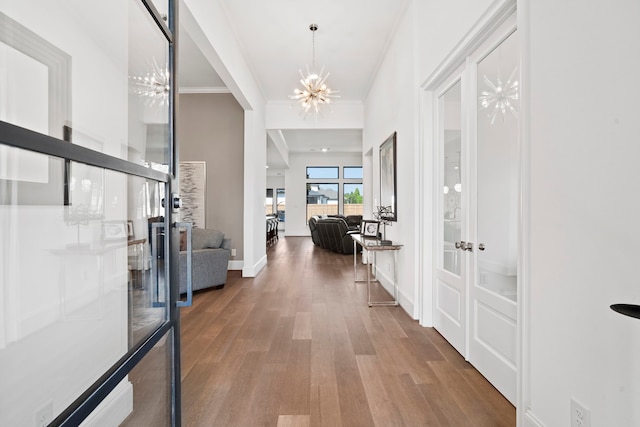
[178,86,231,94]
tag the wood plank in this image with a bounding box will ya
[344,315,377,355]
[356,355,405,426]
[278,339,312,415]
[292,311,312,340]
[277,415,310,427]
[334,339,375,426]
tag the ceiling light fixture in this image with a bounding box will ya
[478,67,519,124]
[290,24,339,116]
[130,58,170,107]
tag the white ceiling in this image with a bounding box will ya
[178,0,411,169]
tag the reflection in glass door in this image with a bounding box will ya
[0,1,181,425]
[433,78,467,356]
[468,21,519,404]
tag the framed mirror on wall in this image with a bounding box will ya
[0,11,71,206]
[379,131,397,221]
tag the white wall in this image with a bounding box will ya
[266,175,285,190]
[266,101,363,130]
[285,151,363,236]
[523,0,640,425]
[184,0,267,277]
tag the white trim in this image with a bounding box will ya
[179,86,231,94]
[265,99,364,107]
[374,265,414,315]
[228,259,244,270]
[517,0,531,425]
[523,410,545,427]
[80,379,133,427]
[420,0,517,90]
[243,253,267,277]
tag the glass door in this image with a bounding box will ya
[468,16,519,404]
[0,0,182,425]
[433,77,468,356]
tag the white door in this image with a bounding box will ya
[433,77,468,356]
[468,19,519,404]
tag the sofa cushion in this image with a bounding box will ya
[192,228,224,250]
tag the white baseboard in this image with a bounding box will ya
[373,266,414,317]
[228,260,244,270]
[243,254,267,277]
[523,409,545,427]
[80,379,133,427]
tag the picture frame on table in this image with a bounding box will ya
[361,220,380,238]
[102,220,128,241]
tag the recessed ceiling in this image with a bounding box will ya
[219,0,411,102]
[178,0,410,170]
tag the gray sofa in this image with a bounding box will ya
[179,228,231,294]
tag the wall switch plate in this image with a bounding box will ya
[231,248,236,257]
[571,398,591,427]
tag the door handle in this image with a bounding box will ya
[455,241,473,251]
[176,222,193,307]
[478,243,485,251]
[454,241,474,251]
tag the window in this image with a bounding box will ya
[343,166,363,179]
[343,183,363,216]
[306,166,338,179]
[306,183,338,221]
[265,188,273,215]
[276,188,285,221]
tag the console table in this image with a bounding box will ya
[351,234,403,307]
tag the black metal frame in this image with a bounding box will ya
[0,0,182,425]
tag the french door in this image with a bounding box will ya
[433,14,519,404]
[433,76,467,357]
[467,21,519,404]
[0,1,183,425]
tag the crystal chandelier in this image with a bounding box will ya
[290,24,339,116]
[478,67,519,124]
[130,58,170,107]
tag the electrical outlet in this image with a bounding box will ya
[571,398,591,427]
[35,401,53,427]
[231,248,236,257]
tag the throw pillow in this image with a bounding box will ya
[192,228,224,249]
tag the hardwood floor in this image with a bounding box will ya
[180,237,515,426]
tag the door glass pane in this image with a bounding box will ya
[0,150,168,424]
[0,2,170,169]
[476,30,519,301]
[441,81,462,275]
[121,331,173,426]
